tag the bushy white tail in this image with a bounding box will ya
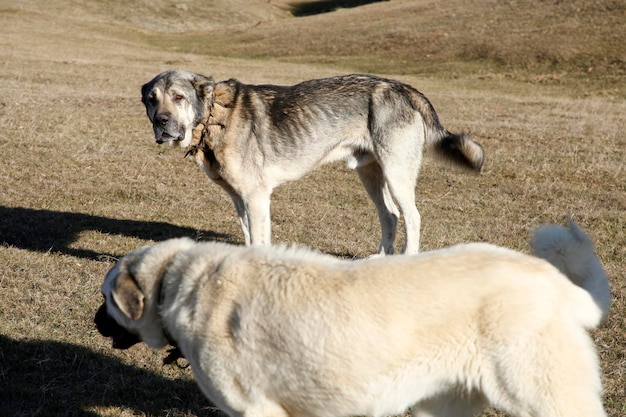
[530,218,611,324]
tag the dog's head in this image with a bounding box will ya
[141,70,215,148]
[94,238,196,350]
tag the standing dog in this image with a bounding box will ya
[96,219,610,417]
[141,70,484,254]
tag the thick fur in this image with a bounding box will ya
[96,220,609,417]
[141,70,484,254]
[530,217,611,321]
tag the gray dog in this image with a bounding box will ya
[141,70,484,254]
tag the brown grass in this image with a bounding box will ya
[0,0,624,416]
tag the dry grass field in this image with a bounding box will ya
[0,0,624,415]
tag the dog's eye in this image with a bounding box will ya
[174,94,184,101]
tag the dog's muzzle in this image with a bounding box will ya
[154,130,184,144]
[153,114,184,144]
[94,303,141,349]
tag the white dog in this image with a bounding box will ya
[96,219,610,417]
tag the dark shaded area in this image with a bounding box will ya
[289,0,388,17]
[0,335,225,417]
[0,206,232,260]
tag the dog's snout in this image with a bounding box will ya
[94,302,141,350]
[155,114,169,126]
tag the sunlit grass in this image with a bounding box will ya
[1,1,624,415]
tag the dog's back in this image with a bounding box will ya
[165,229,609,417]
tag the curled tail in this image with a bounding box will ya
[530,218,611,325]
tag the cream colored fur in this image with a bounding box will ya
[99,220,610,417]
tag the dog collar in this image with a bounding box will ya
[184,102,225,159]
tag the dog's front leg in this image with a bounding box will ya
[231,194,251,246]
[211,179,252,245]
[244,192,272,246]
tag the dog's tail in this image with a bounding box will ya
[407,88,484,173]
[530,218,611,327]
[429,130,484,173]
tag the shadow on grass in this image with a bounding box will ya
[0,335,224,417]
[289,0,389,17]
[0,206,232,260]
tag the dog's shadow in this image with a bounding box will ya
[0,335,225,417]
[0,206,232,260]
[0,205,361,260]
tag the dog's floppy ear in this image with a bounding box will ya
[191,73,215,103]
[111,271,145,321]
[141,82,150,104]
[141,78,158,105]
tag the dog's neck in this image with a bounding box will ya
[203,98,227,130]
[157,273,186,366]
[184,96,226,159]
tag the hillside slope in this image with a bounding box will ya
[4,0,624,95]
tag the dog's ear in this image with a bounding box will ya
[213,81,236,108]
[191,73,215,103]
[111,271,145,321]
[141,82,151,105]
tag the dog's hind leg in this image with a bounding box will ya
[484,323,606,417]
[389,180,420,255]
[382,159,421,255]
[357,162,399,255]
[374,123,424,254]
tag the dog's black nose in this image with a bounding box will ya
[94,303,141,350]
[155,114,169,126]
